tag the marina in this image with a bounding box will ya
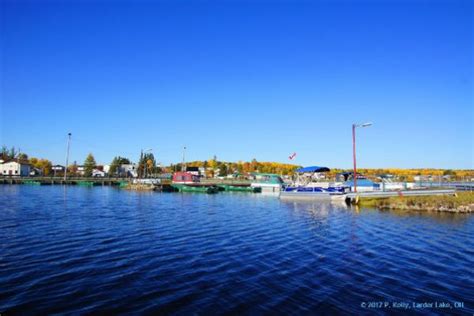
[1,174,471,200]
[1,0,472,313]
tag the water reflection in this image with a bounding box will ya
[280,199,334,218]
[362,207,473,226]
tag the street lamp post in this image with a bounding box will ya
[352,122,372,193]
[182,146,186,172]
[64,133,72,181]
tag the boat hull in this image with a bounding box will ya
[77,181,94,186]
[219,185,261,193]
[280,186,348,201]
[171,184,219,194]
[280,191,346,201]
[22,180,41,185]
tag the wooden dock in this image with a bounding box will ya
[0,177,130,187]
[0,177,249,192]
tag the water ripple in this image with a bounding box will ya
[0,186,473,314]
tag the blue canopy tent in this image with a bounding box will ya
[295,166,330,173]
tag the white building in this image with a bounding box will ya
[103,165,110,174]
[0,161,31,176]
[119,164,138,178]
[30,167,43,176]
[186,167,200,176]
[77,166,85,176]
[92,169,106,177]
[52,165,65,172]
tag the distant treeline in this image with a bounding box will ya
[2,146,473,180]
[170,159,300,177]
[170,159,474,180]
[327,168,474,181]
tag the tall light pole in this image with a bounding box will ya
[182,146,186,172]
[64,133,72,181]
[352,122,372,192]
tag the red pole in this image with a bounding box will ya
[352,124,357,193]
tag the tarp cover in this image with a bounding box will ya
[295,166,330,173]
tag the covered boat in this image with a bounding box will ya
[250,173,285,194]
[280,166,349,200]
[171,172,219,194]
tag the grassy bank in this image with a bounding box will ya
[125,183,156,191]
[359,192,474,213]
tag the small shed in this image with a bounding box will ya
[0,161,31,176]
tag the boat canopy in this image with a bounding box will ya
[295,166,330,173]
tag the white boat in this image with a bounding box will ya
[132,178,161,185]
[250,173,284,194]
[280,166,349,201]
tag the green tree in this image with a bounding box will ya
[109,158,119,176]
[443,169,455,176]
[219,164,228,176]
[1,146,8,160]
[1,146,18,161]
[84,153,96,177]
[18,153,28,162]
[109,156,131,176]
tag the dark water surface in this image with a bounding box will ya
[1,186,473,315]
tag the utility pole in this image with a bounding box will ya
[182,146,186,172]
[64,133,72,181]
[352,124,357,193]
[352,123,372,193]
[141,149,145,179]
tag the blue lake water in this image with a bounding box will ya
[1,185,473,314]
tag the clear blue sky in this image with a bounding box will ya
[1,0,472,168]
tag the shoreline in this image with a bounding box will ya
[359,192,474,213]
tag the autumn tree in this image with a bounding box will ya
[38,159,52,176]
[29,157,52,176]
[68,163,78,177]
[208,158,218,170]
[138,152,156,178]
[250,158,258,172]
